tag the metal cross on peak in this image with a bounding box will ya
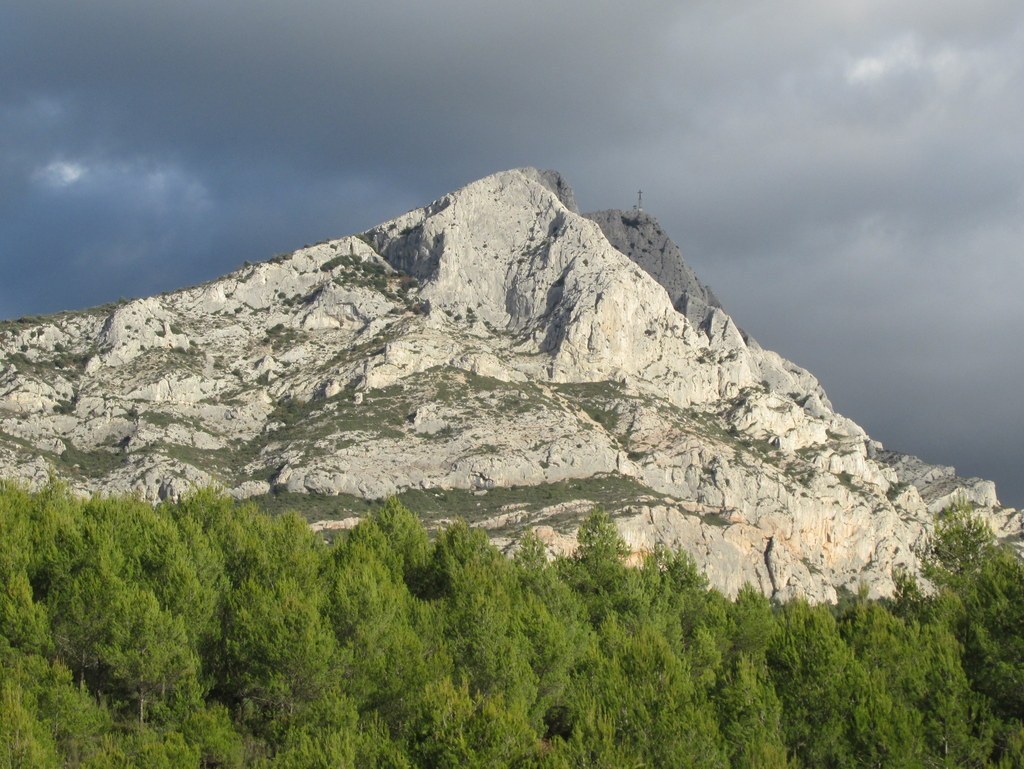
[635,189,643,211]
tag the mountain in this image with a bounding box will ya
[0,168,1016,602]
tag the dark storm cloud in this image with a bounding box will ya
[1,1,673,183]
[1,1,1022,503]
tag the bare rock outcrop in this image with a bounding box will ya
[586,208,721,326]
[0,168,1016,602]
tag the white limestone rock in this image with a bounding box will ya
[0,167,1017,603]
[94,297,191,368]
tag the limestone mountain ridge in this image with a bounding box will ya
[0,167,1016,602]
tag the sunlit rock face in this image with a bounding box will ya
[0,168,1016,602]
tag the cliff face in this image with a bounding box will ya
[585,208,721,326]
[0,168,1016,602]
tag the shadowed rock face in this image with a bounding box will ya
[0,168,1017,603]
[586,208,721,327]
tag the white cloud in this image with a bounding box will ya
[846,35,924,84]
[30,155,210,214]
[33,160,86,187]
[844,34,975,91]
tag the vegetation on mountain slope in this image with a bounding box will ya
[1,484,1022,768]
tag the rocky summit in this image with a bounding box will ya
[0,168,1017,602]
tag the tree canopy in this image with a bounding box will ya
[1,482,1022,767]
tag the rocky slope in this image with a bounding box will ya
[0,168,1016,602]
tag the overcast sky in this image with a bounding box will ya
[2,1,1022,506]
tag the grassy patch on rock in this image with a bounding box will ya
[252,473,668,536]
